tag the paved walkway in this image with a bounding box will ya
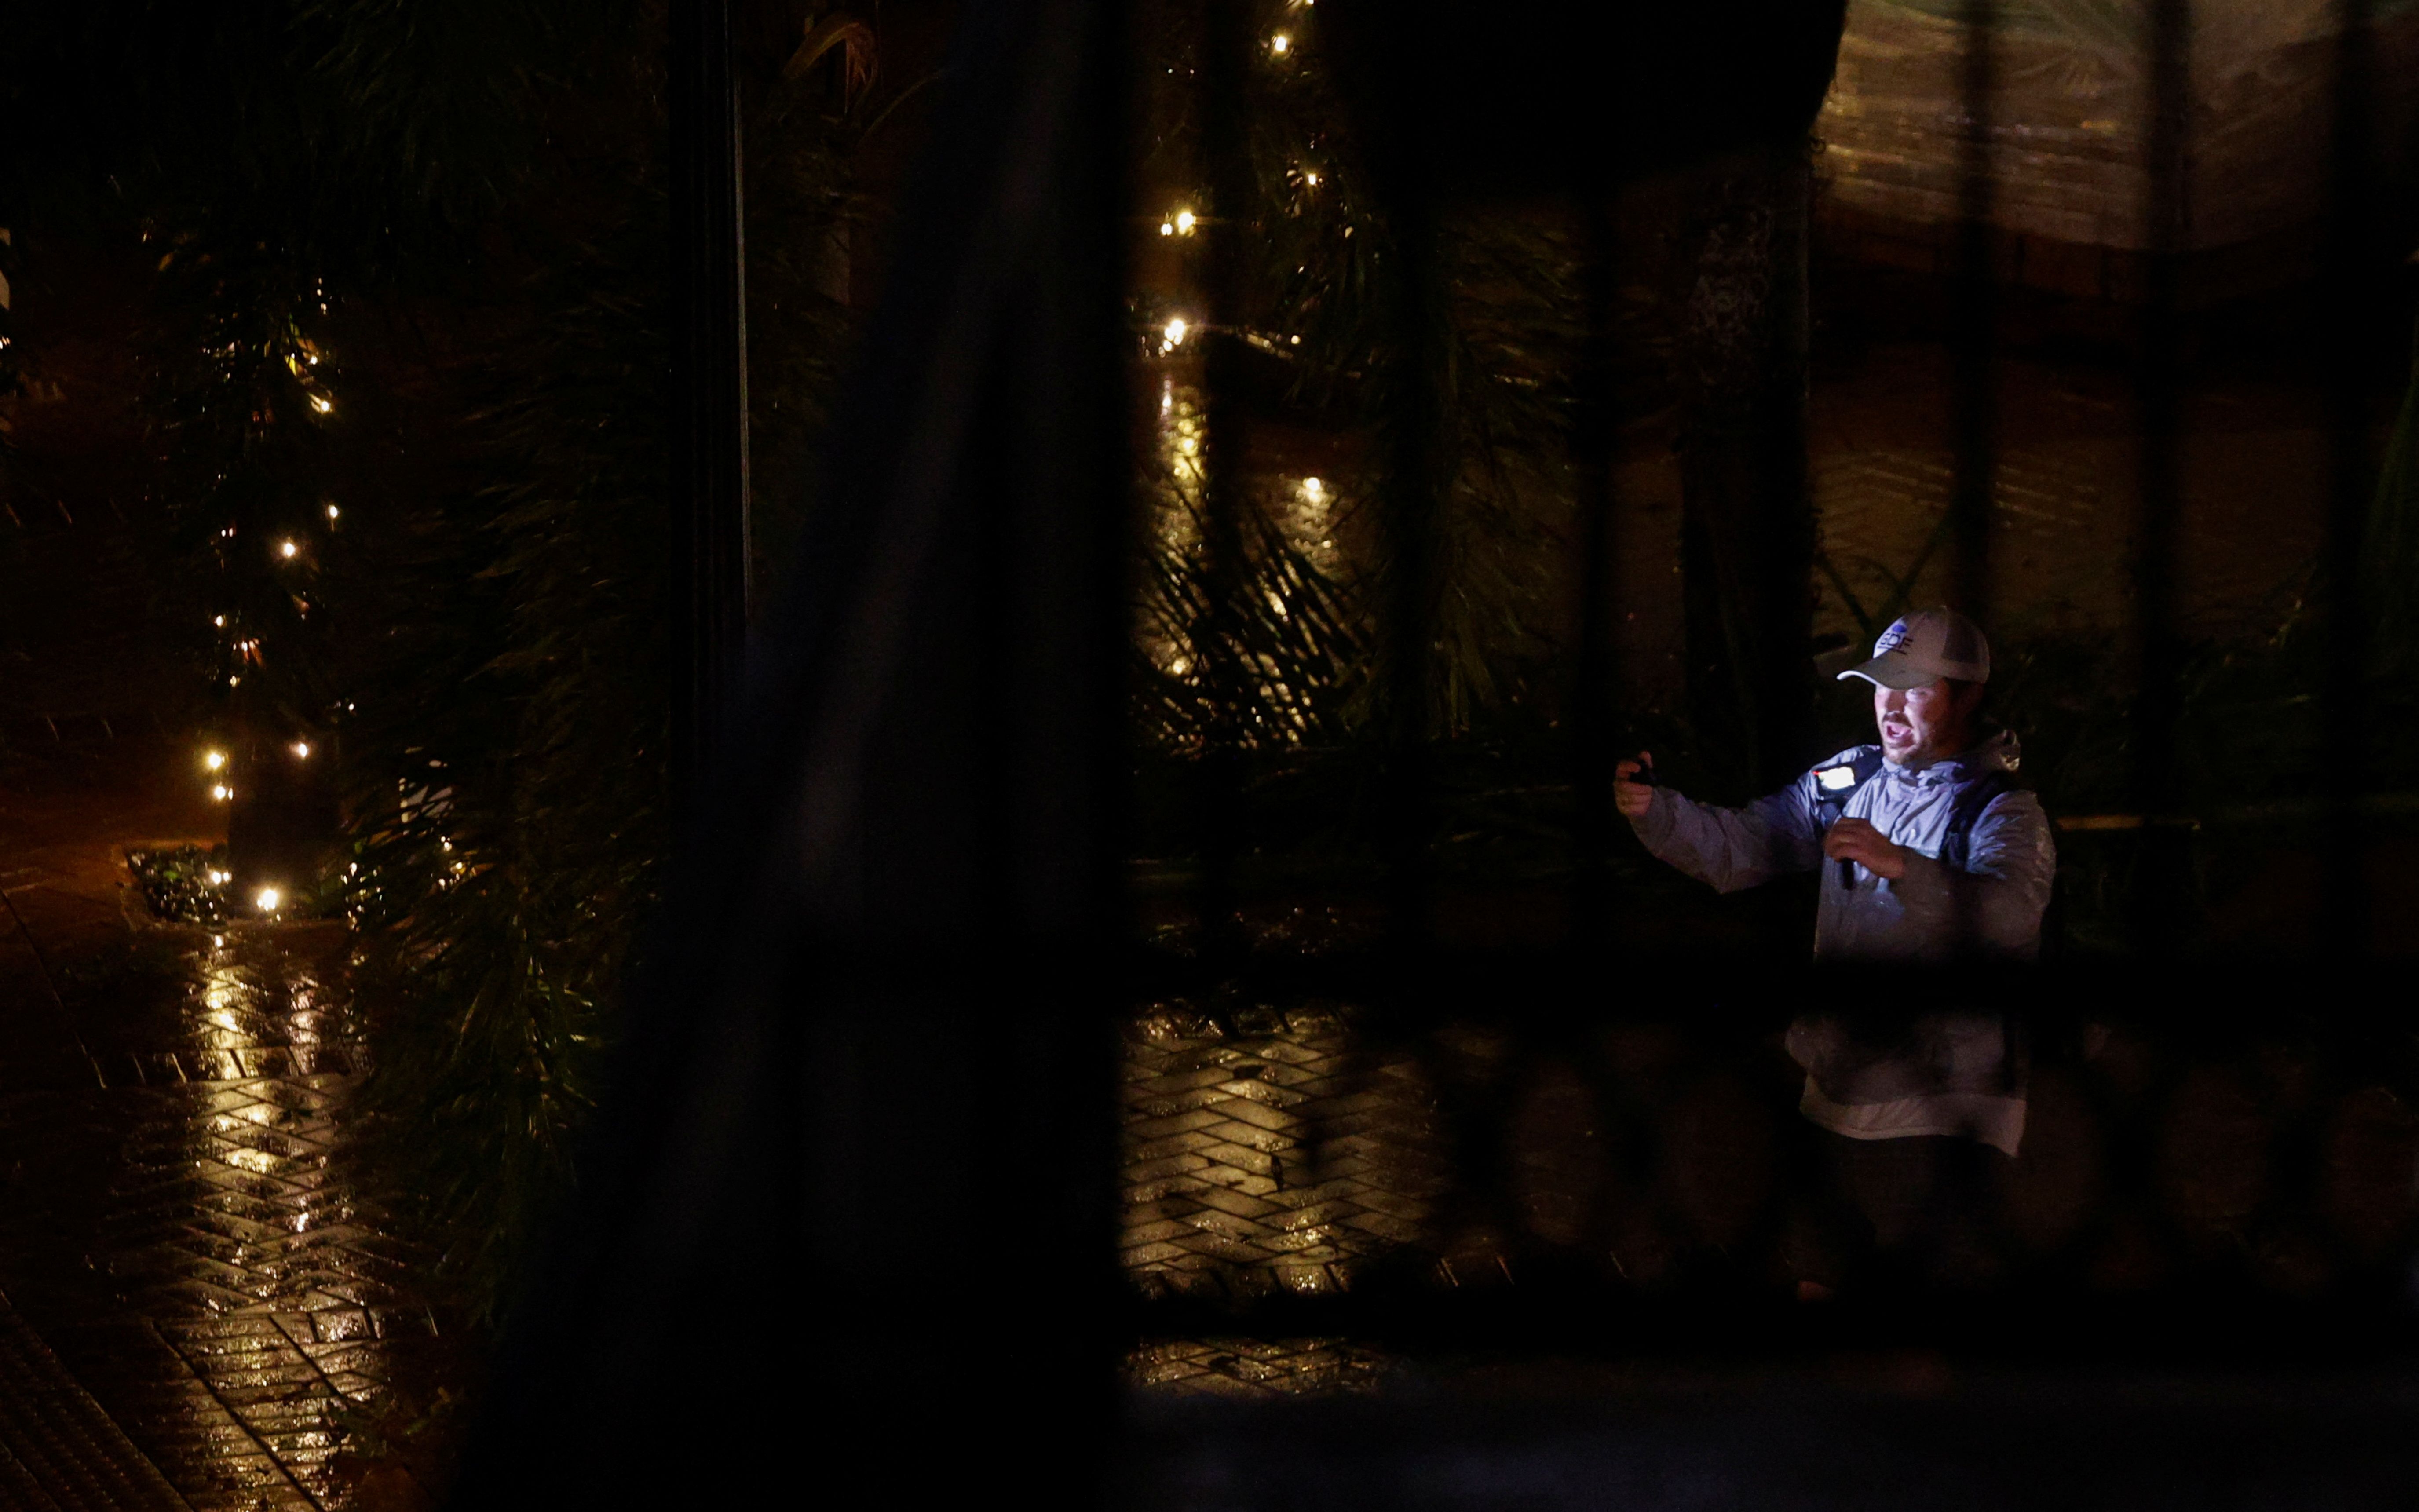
[1119,998,1806,1308]
[0,1299,190,1511]
[0,754,449,1511]
[1118,986,2419,1397]
[8,752,2416,1473]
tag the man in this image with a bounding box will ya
[1616,607,2055,1283]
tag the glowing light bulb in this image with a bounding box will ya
[1163,318,1188,347]
[255,887,282,913]
[310,395,332,414]
[1175,209,1197,234]
[203,750,227,771]
[207,869,230,886]
[1303,171,1320,186]
[279,540,298,559]
[325,504,340,520]
[1302,477,1326,501]
[1159,222,1174,236]
[291,741,311,759]
[1270,32,1291,53]
[211,784,232,802]
[213,614,226,628]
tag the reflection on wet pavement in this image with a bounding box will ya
[1118,1000,1798,1320]
[1809,351,2333,648]
[1126,1337,1394,1398]
[0,912,442,1510]
[1120,995,2419,1394]
[1122,1001,1462,1304]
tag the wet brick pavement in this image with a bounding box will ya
[1120,1001,1468,1306]
[1124,1337,1396,1398]
[1118,994,2419,1399]
[0,818,448,1511]
[6,772,2414,1482]
[1118,998,1817,1312]
[0,1300,190,1511]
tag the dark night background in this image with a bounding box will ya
[4,1,2419,1507]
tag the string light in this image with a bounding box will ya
[325,504,340,521]
[291,741,311,760]
[1302,477,1326,502]
[202,750,227,771]
[279,540,299,559]
[207,869,230,886]
[213,614,226,627]
[211,784,232,802]
[310,396,332,414]
[255,886,282,913]
[1270,32,1291,54]
[1162,317,1188,352]
[1160,221,1175,236]
[1174,209,1197,235]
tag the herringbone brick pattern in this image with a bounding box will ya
[0,917,442,1511]
[1119,999,2419,1372]
[1121,1003,1462,1303]
[1125,1337,1394,1397]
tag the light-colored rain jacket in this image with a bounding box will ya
[1630,729,2055,1155]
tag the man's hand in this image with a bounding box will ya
[1823,817,1907,880]
[1614,753,1656,820]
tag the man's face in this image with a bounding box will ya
[1874,678,1971,765]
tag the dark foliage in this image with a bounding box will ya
[126,846,237,926]
[1131,0,1583,763]
[4,0,877,1320]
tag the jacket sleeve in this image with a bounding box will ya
[1891,790,2057,957]
[1628,776,1825,894]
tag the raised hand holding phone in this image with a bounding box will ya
[1612,751,1657,820]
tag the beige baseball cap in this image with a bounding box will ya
[1836,607,1990,690]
